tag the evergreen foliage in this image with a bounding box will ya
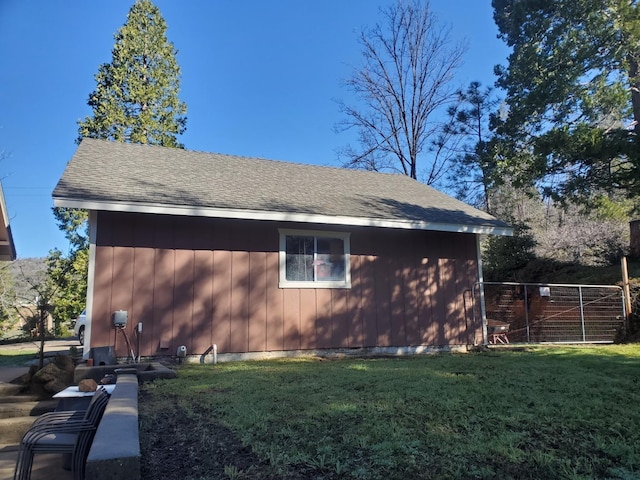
[50,0,187,326]
[77,0,187,146]
[445,81,500,212]
[46,248,88,333]
[52,207,89,251]
[483,222,536,281]
[492,0,640,199]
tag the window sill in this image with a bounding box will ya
[279,281,351,289]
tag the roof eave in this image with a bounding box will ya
[0,182,16,261]
[53,197,514,237]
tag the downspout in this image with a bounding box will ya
[476,235,488,346]
[83,210,98,360]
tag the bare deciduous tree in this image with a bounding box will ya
[534,203,628,267]
[337,0,466,183]
[489,183,630,269]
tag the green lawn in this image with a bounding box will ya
[140,346,640,480]
[0,350,37,367]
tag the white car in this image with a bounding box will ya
[73,309,87,345]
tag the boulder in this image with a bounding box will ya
[44,378,69,394]
[12,369,33,386]
[32,362,61,383]
[51,354,75,373]
[31,354,75,395]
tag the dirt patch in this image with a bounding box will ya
[139,389,316,480]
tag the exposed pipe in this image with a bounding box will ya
[200,344,218,364]
[118,326,136,363]
[135,322,142,363]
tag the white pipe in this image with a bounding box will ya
[213,344,217,364]
[136,322,142,363]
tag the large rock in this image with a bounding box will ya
[51,354,75,373]
[31,354,75,394]
[11,365,37,387]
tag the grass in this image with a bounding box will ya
[140,345,640,480]
[0,347,37,367]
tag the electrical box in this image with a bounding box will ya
[113,310,128,328]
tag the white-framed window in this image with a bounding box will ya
[278,229,351,288]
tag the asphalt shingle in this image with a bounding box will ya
[53,138,511,234]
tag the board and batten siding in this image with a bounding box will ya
[90,211,480,357]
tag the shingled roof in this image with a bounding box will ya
[53,138,511,235]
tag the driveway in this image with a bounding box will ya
[0,338,81,354]
[0,338,82,382]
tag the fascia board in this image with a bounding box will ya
[0,182,16,260]
[53,197,514,236]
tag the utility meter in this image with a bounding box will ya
[113,310,128,328]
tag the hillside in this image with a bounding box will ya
[6,257,47,303]
[513,257,640,286]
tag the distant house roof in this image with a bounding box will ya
[0,181,16,261]
[53,138,512,236]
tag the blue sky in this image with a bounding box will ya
[0,1,509,259]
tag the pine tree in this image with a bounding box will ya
[50,0,187,326]
[445,81,500,212]
[492,0,640,199]
[77,0,187,146]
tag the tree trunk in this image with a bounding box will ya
[39,308,45,370]
[630,220,640,257]
[628,52,640,136]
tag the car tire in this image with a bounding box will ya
[78,326,85,346]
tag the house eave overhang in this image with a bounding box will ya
[53,197,514,236]
[0,182,16,261]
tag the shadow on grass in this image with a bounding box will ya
[140,346,640,480]
[0,353,36,367]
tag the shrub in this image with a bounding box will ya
[483,222,536,281]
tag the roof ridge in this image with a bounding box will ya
[79,137,423,183]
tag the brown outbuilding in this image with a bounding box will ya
[53,138,512,360]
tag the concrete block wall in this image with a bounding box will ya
[85,373,140,479]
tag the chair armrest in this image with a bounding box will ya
[32,411,85,426]
[22,419,95,443]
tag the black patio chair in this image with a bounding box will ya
[29,386,109,428]
[13,387,109,480]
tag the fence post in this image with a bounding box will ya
[578,286,586,342]
[621,256,632,321]
[478,283,488,346]
[476,237,488,346]
[524,284,530,343]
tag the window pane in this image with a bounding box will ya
[316,237,345,281]
[286,236,314,281]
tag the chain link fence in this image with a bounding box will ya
[473,282,626,344]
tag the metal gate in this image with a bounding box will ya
[473,282,627,344]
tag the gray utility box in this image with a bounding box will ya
[113,310,128,328]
